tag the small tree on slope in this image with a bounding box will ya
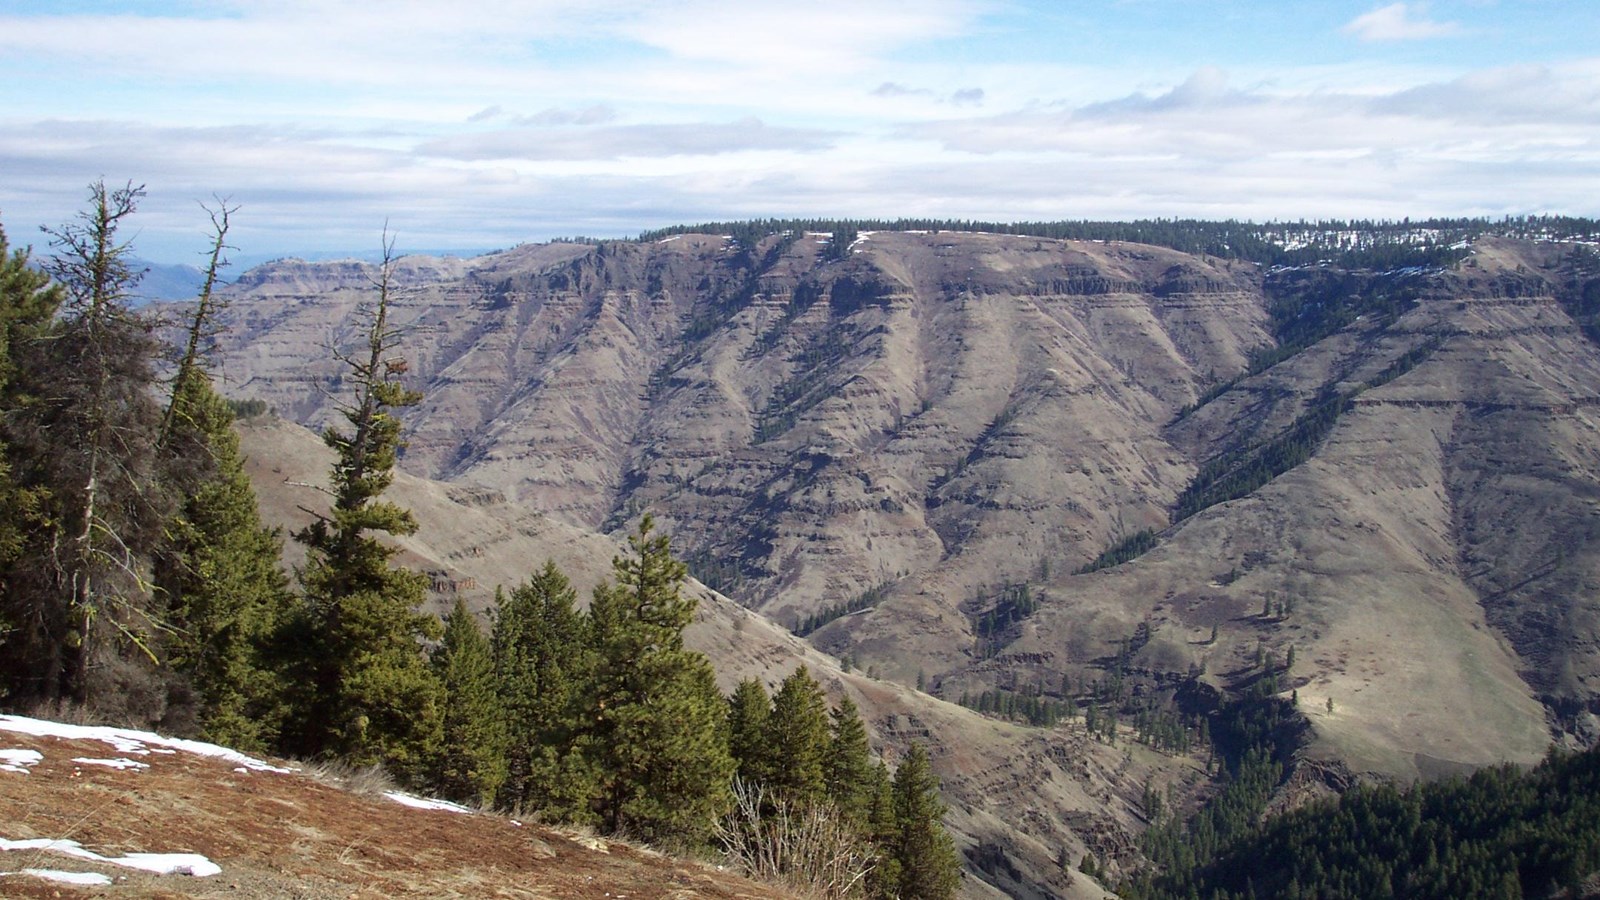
[889,743,962,900]
[155,201,292,751]
[429,597,506,807]
[491,561,598,821]
[586,515,734,845]
[284,235,442,779]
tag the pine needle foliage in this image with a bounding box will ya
[429,597,507,807]
[491,563,598,822]
[587,515,734,845]
[766,666,831,805]
[158,366,292,750]
[285,235,443,780]
[728,677,774,787]
[889,743,962,900]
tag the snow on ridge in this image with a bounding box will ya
[0,836,221,877]
[0,714,294,774]
[0,748,42,774]
[384,791,474,814]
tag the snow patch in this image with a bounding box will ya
[7,868,114,885]
[383,791,474,814]
[0,715,294,774]
[72,757,150,771]
[0,748,42,774]
[0,836,220,877]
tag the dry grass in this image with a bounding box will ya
[0,721,791,899]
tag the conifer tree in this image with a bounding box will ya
[864,761,902,900]
[158,366,291,749]
[890,743,962,900]
[0,220,64,696]
[587,515,734,844]
[727,677,773,786]
[766,665,830,804]
[5,181,171,709]
[154,201,291,750]
[491,562,598,822]
[430,597,506,807]
[825,695,875,826]
[285,235,442,780]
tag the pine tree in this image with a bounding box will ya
[825,695,876,826]
[587,515,734,845]
[727,677,773,786]
[865,761,902,900]
[766,665,830,805]
[5,181,172,711]
[284,235,443,780]
[429,597,506,807]
[890,743,962,900]
[153,202,291,750]
[0,219,64,698]
[491,562,598,822]
[157,366,292,750]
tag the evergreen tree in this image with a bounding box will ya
[766,665,830,805]
[157,366,292,750]
[0,220,64,698]
[864,761,902,900]
[825,695,876,826]
[153,202,291,750]
[727,677,773,786]
[284,236,443,780]
[587,515,734,845]
[491,562,598,822]
[4,181,172,710]
[890,743,962,900]
[429,597,506,807]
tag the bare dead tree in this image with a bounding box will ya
[161,197,238,444]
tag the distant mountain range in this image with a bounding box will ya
[204,218,1600,896]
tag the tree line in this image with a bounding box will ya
[1127,739,1600,899]
[0,183,962,897]
[636,215,1600,269]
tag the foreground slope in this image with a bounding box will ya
[0,714,786,899]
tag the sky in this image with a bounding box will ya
[2,0,1598,264]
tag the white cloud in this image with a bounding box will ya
[616,0,985,70]
[417,118,839,161]
[2,2,1596,262]
[1343,3,1463,42]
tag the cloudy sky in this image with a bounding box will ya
[3,0,1598,263]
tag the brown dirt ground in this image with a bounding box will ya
[0,729,791,899]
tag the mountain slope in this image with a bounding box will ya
[238,416,1190,899]
[209,229,1600,856]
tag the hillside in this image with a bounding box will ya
[238,416,1175,899]
[208,227,1600,891]
[0,713,789,898]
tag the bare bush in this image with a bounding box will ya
[715,778,874,900]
